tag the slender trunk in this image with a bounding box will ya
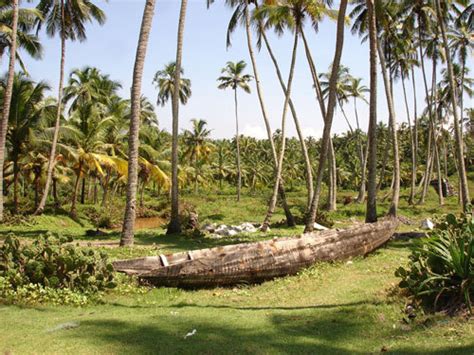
[121,0,157,246]
[139,180,145,208]
[411,66,418,173]
[377,129,390,193]
[354,98,367,203]
[52,178,60,208]
[167,0,188,234]
[401,72,417,205]
[246,5,294,226]
[101,169,111,207]
[435,0,470,211]
[305,0,348,232]
[327,140,337,211]
[194,154,198,194]
[377,41,400,217]
[80,177,86,204]
[365,0,378,223]
[93,177,98,205]
[261,26,299,232]
[0,0,18,221]
[35,0,66,215]
[13,159,19,214]
[234,88,242,202]
[70,164,82,219]
[260,18,313,209]
[434,141,444,205]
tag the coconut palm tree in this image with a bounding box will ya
[153,62,192,106]
[183,119,213,193]
[217,60,252,203]
[34,0,106,215]
[167,0,189,235]
[120,0,156,247]
[0,1,43,68]
[0,0,18,222]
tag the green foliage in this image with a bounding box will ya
[396,213,474,314]
[0,233,116,294]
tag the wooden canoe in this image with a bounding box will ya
[113,218,398,288]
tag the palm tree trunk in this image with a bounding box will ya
[80,177,86,204]
[167,0,188,234]
[434,140,444,205]
[233,88,242,202]
[435,0,470,211]
[376,41,400,217]
[354,98,367,203]
[401,72,416,205]
[194,154,198,194]
[35,0,66,216]
[258,15,313,210]
[327,140,337,211]
[0,0,18,222]
[304,0,348,232]
[365,0,378,223]
[121,0,157,246]
[70,164,82,219]
[13,158,19,214]
[261,26,300,232]
[52,178,60,208]
[411,66,418,174]
[377,129,390,193]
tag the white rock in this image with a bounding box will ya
[313,223,329,231]
[420,219,434,230]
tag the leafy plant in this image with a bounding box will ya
[0,233,116,293]
[396,213,474,314]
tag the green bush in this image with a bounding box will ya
[0,233,116,293]
[395,213,474,314]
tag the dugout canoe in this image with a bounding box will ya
[113,218,398,288]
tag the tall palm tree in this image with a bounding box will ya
[167,0,189,235]
[304,0,349,232]
[0,0,18,222]
[435,0,471,211]
[0,1,43,68]
[365,0,378,223]
[217,60,252,202]
[183,119,213,193]
[120,0,156,247]
[34,0,106,215]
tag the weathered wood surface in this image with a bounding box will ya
[113,218,398,288]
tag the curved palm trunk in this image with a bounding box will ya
[167,0,188,234]
[305,0,348,232]
[258,18,313,210]
[261,27,299,232]
[35,0,66,216]
[377,41,400,217]
[233,88,242,202]
[411,66,418,176]
[0,0,19,222]
[120,0,157,246]
[246,6,295,225]
[401,72,417,205]
[435,0,470,211]
[365,0,378,223]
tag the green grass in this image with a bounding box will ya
[1,181,473,354]
[1,240,473,354]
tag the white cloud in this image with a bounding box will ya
[301,127,323,139]
[242,125,268,139]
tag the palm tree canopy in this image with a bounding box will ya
[217,60,253,93]
[153,61,192,106]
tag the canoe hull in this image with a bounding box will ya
[113,218,398,288]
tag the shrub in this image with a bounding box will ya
[0,234,116,293]
[395,213,474,314]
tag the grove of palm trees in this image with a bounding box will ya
[0,0,473,353]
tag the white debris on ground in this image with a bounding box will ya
[313,222,329,231]
[202,222,259,239]
[420,218,434,230]
[184,329,197,339]
[48,322,80,332]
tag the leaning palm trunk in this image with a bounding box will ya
[167,0,188,234]
[376,41,400,217]
[259,18,313,210]
[244,6,295,225]
[261,28,299,232]
[35,0,66,216]
[365,0,378,223]
[0,0,19,222]
[305,0,348,232]
[120,0,157,246]
[435,0,470,211]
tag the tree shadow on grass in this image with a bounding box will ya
[67,305,474,355]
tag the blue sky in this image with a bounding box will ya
[8,0,473,139]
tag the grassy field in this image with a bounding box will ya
[0,182,473,354]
